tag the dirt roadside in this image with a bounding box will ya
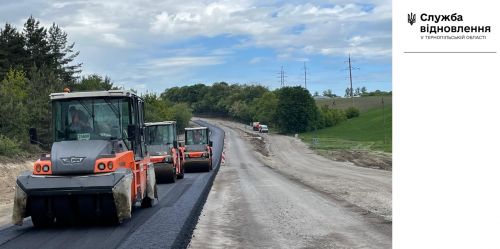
[190,122,391,248]
[318,149,392,171]
[0,157,34,226]
[199,118,392,221]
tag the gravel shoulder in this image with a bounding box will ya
[200,118,392,221]
[189,122,391,248]
[0,158,33,227]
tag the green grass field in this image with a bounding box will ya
[315,95,392,112]
[301,98,392,152]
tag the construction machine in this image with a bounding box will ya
[181,127,212,172]
[13,90,157,227]
[145,121,184,183]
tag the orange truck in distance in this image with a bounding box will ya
[145,121,184,183]
[252,122,260,131]
[181,127,213,172]
[13,90,157,227]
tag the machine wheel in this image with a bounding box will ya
[141,179,157,208]
[169,165,176,183]
[31,214,54,228]
[141,196,153,208]
[177,164,185,179]
[155,164,176,184]
[29,196,55,228]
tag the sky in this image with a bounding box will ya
[0,0,392,95]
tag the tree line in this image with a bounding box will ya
[0,17,190,156]
[161,83,360,134]
[314,87,392,98]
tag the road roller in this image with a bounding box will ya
[13,89,157,227]
[145,121,184,183]
[181,127,213,172]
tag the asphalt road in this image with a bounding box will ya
[190,122,392,248]
[0,120,224,249]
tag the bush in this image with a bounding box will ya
[330,109,347,124]
[319,106,347,128]
[0,135,22,156]
[345,107,360,119]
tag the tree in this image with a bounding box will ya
[253,91,278,124]
[355,87,361,96]
[171,103,192,132]
[313,91,319,97]
[48,23,81,82]
[323,89,334,98]
[275,86,318,133]
[0,23,28,79]
[344,87,352,97]
[143,93,173,123]
[70,74,116,91]
[0,68,29,141]
[143,93,192,132]
[26,65,65,149]
[23,16,51,71]
[361,86,367,95]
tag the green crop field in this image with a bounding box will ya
[301,98,392,152]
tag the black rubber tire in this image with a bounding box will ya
[155,165,176,184]
[177,164,185,179]
[154,182,158,198]
[31,214,54,228]
[169,166,176,183]
[141,196,153,208]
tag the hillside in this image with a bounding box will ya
[315,95,392,112]
[302,106,392,151]
[300,101,392,170]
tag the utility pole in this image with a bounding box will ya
[281,66,284,87]
[348,54,354,106]
[277,66,287,87]
[343,54,359,106]
[303,62,307,89]
[382,97,386,144]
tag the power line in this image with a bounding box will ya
[303,62,307,89]
[344,54,359,106]
[277,65,287,87]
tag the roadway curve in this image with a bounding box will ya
[0,120,224,249]
[190,120,391,248]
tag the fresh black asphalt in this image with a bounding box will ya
[0,120,224,249]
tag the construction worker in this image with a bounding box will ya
[69,109,91,133]
[193,130,204,145]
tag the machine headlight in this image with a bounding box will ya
[107,161,113,170]
[42,165,49,172]
[98,163,106,170]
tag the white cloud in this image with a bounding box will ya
[102,33,127,47]
[146,56,225,68]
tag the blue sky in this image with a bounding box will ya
[0,0,392,95]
